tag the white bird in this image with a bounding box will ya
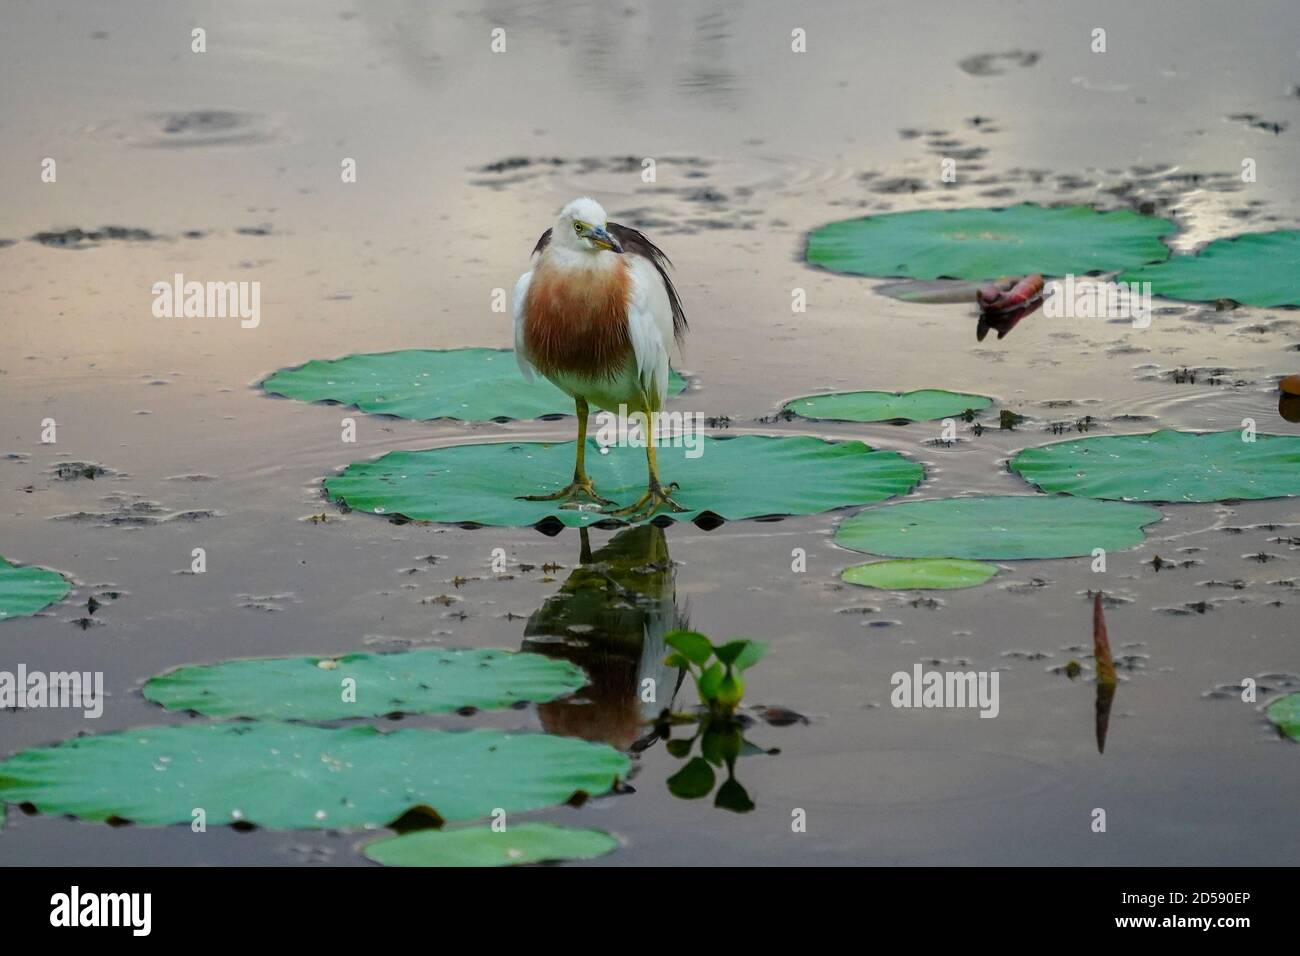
[513,197,688,519]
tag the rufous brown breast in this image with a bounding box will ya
[524,258,633,381]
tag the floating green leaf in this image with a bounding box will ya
[363,822,619,867]
[143,649,587,721]
[783,389,992,423]
[835,495,1161,560]
[806,204,1174,280]
[841,558,998,590]
[1118,230,1300,308]
[326,436,923,528]
[1266,694,1300,742]
[0,723,628,829]
[1011,430,1300,502]
[262,348,686,422]
[0,557,70,621]
[665,631,713,666]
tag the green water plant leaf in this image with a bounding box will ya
[665,631,714,666]
[1266,694,1300,742]
[835,495,1161,560]
[806,204,1174,280]
[667,757,716,799]
[262,348,686,422]
[1011,430,1300,502]
[841,558,998,590]
[1118,230,1300,308]
[783,389,992,423]
[0,557,70,621]
[325,436,924,528]
[363,822,619,867]
[0,723,629,829]
[142,648,587,721]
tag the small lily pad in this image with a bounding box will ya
[835,495,1161,560]
[261,348,686,422]
[1266,694,1300,742]
[806,204,1174,280]
[326,435,924,528]
[0,556,71,620]
[841,558,998,590]
[1011,430,1300,502]
[1118,230,1300,308]
[363,822,619,867]
[0,723,629,829]
[143,649,587,721]
[783,389,992,423]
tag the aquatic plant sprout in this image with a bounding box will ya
[1266,694,1300,742]
[664,630,766,718]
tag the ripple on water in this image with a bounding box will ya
[124,110,279,148]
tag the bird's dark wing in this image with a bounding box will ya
[531,227,552,257]
[608,222,688,345]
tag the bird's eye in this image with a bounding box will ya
[573,222,584,234]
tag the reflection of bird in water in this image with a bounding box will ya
[522,525,686,750]
[513,197,689,519]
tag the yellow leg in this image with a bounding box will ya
[518,397,613,506]
[606,409,687,519]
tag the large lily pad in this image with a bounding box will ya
[0,557,70,620]
[806,204,1174,280]
[1118,230,1300,308]
[835,495,1161,560]
[326,436,924,528]
[842,558,998,590]
[1011,430,1300,503]
[363,822,619,867]
[0,723,628,829]
[261,348,686,422]
[143,649,586,721]
[784,389,991,423]
[1266,694,1300,742]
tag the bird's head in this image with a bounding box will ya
[555,197,623,254]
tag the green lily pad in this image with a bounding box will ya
[841,558,998,590]
[143,649,587,721]
[806,204,1174,280]
[1118,230,1300,308]
[261,348,686,422]
[835,495,1161,560]
[326,435,924,528]
[363,822,619,867]
[0,556,70,621]
[1011,430,1300,502]
[783,389,992,423]
[0,723,629,829]
[1266,694,1300,742]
